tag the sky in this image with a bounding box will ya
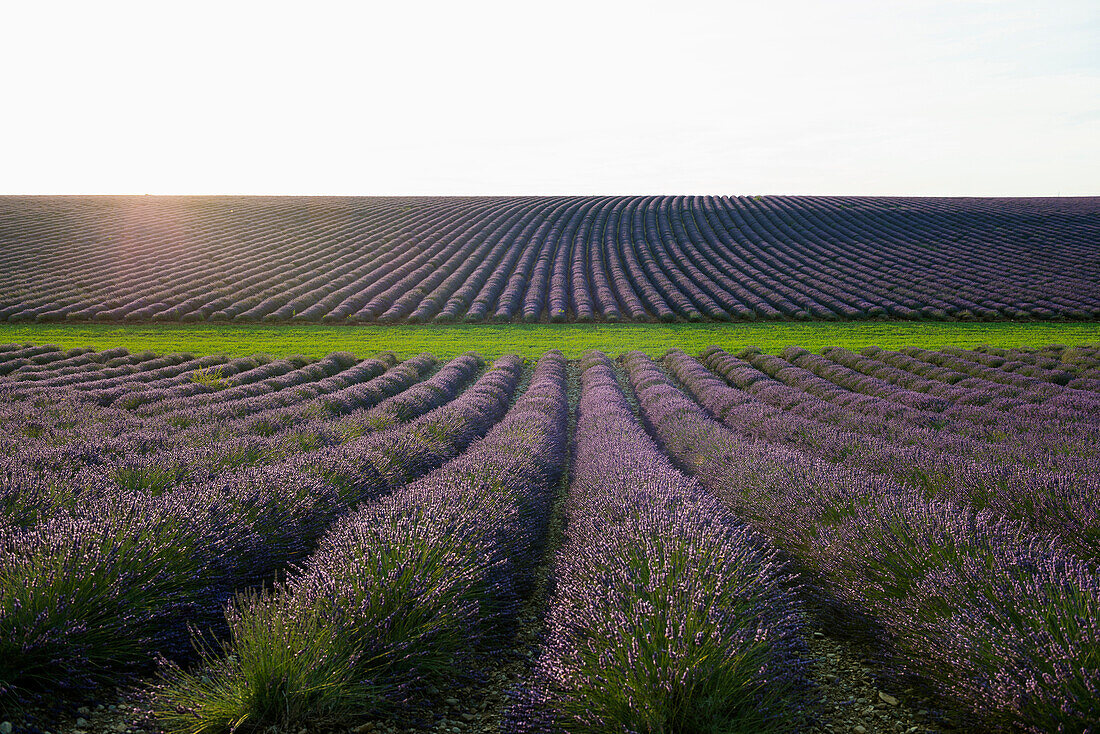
[2,0,1097,196]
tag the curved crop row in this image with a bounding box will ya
[0,196,1096,323]
[622,351,1099,733]
[670,348,1100,544]
[2,343,1099,732]
[508,353,805,733]
[0,356,522,704]
[2,354,479,534]
[829,346,1100,435]
[146,351,569,733]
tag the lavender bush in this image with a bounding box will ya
[147,351,568,733]
[508,352,805,734]
[623,350,1100,733]
[0,357,522,704]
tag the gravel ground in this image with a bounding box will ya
[801,625,980,734]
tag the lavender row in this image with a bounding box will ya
[786,345,1100,428]
[777,346,1100,453]
[701,347,1099,467]
[127,354,331,415]
[127,352,393,422]
[0,385,148,457]
[727,345,1100,447]
[976,345,1100,389]
[695,347,1097,479]
[0,355,522,706]
[622,351,1099,733]
[2,355,464,525]
[940,345,1076,384]
[147,351,569,732]
[846,346,1100,432]
[967,344,1100,389]
[1,196,1097,323]
[14,350,214,386]
[44,354,251,406]
[0,352,443,495]
[36,351,399,460]
[672,348,1100,556]
[179,352,435,439]
[0,347,229,400]
[508,353,805,733]
[112,352,470,495]
[349,198,552,323]
[5,351,420,465]
[895,345,1100,410]
[0,344,119,377]
[961,344,1100,384]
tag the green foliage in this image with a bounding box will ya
[148,590,372,734]
[113,464,180,495]
[0,510,204,692]
[0,322,1097,359]
[190,365,229,390]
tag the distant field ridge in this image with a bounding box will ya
[1,195,1097,323]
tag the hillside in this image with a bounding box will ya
[1,195,1097,324]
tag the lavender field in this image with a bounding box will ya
[1,196,1098,324]
[1,340,1097,734]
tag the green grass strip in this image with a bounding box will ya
[0,322,1097,359]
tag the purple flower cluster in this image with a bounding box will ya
[1,355,456,527]
[148,351,568,731]
[0,355,523,702]
[622,350,1100,733]
[509,352,805,733]
[668,349,1100,556]
[849,346,1100,430]
[817,497,1100,733]
[706,345,1100,461]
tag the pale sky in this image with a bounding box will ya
[2,0,1097,196]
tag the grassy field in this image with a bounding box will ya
[2,321,1098,359]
